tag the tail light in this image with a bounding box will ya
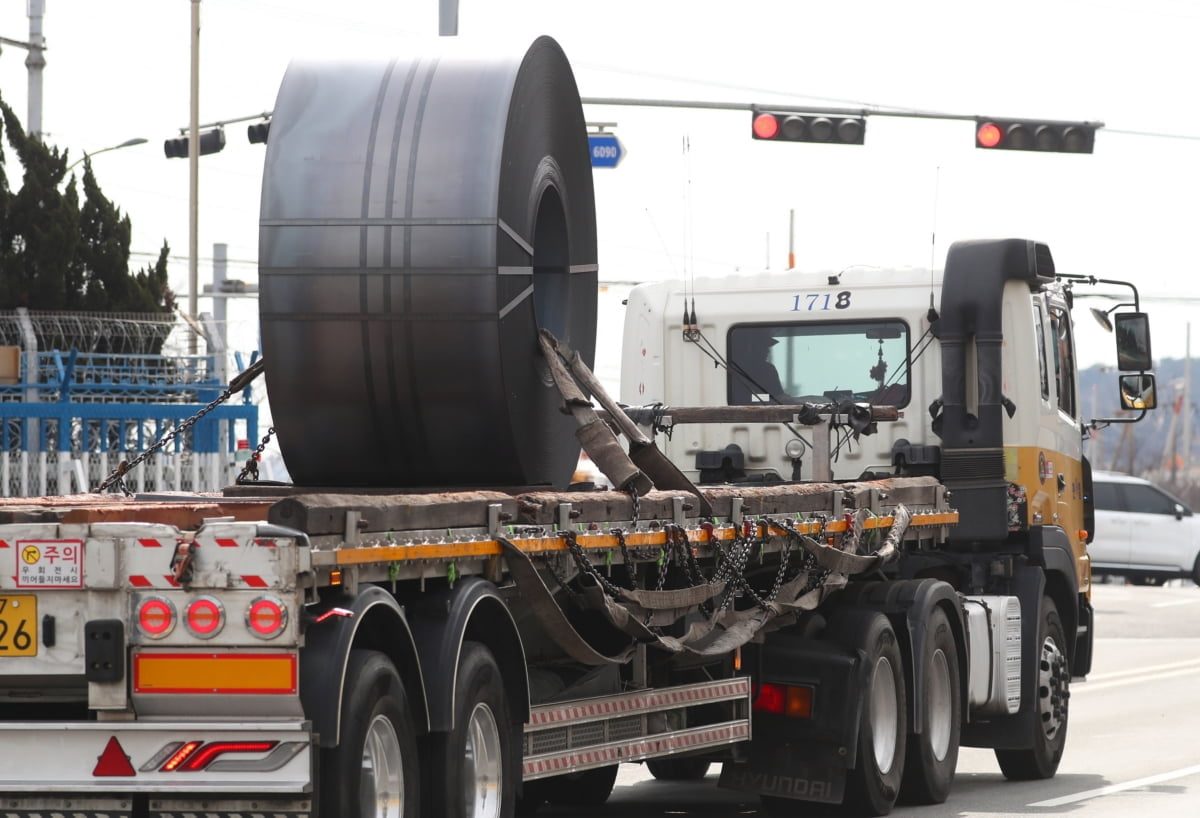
[246,595,288,639]
[136,595,176,639]
[184,595,225,638]
[752,681,814,718]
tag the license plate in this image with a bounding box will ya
[0,595,37,656]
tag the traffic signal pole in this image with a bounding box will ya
[580,96,1103,152]
[189,0,201,354]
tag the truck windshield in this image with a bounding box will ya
[728,320,910,406]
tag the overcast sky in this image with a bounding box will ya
[1,0,1198,384]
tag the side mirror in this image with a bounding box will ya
[1115,312,1152,371]
[1119,373,1157,411]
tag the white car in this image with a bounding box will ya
[1089,471,1200,585]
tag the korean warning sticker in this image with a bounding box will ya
[16,540,84,588]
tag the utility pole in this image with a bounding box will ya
[25,0,45,141]
[1,1,47,141]
[188,0,201,354]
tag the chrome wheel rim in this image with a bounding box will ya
[360,713,403,818]
[928,649,953,761]
[1038,637,1069,740]
[870,655,900,773]
[463,702,503,818]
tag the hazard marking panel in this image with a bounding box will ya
[16,539,84,588]
[526,678,750,728]
[523,720,750,779]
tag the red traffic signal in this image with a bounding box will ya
[975,119,1096,154]
[752,110,866,145]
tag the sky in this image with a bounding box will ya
[1,0,1199,398]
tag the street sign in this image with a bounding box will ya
[588,133,624,168]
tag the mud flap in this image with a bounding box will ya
[719,757,845,805]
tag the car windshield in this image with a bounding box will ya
[727,320,910,406]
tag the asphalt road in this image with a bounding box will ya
[536,581,1200,817]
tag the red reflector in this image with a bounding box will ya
[977,122,1002,148]
[93,736,137,777]
[753,682,786,714]
[179,741,277,772]
[752,113,780,140]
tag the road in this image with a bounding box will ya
[536,581,1200,817]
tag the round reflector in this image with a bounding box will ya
[185,596,225,638]
[752,113,780,139]
[137,596,175,639]
[976,122,1002,148]
[246,595,288,639]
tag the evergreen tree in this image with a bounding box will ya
[0,92,174,316]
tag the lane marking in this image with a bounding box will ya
[1085,657,1200,683]
[1029,763,1200,807]
[1152,598,1200,608]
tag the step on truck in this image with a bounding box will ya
[0,36,1155,818]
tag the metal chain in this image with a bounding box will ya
[613,529,637,590]
[95,359,266,495]
[559,530,626,598]
[541,551,583,603]
[236,425,277,484]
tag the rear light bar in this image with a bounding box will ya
[752,681,815,718]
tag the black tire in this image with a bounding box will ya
[319,649,419,818]
[995,596,1070,780]
[898,607,961,805]
[528,764,620,807]
[425,642,516,818]
[646,757,712,781]
[829,609,907,816]
[1191,553,1200,586]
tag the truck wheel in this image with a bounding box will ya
[995,596,1069,780]
[646,757,711,780]
[426,642,515,818]
[320,649,419,818]
[530,765,620,806]
[830,609,907,816]
[898,606,960,805]
[1191,553,1200,586]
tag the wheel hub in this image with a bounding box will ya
[1037,637,1069,740]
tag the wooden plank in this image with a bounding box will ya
[0,493,275,527]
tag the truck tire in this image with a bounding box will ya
[425,642,515,818]
[1192,553,1200,586]
[995,596,1069,780]
[830,609,907,816]
[898,606,961,805]
[320,649,419,818]
[646,757,712,781]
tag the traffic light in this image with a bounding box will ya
[751,109,866,145]
[247,120,270,144]
[974,119,1096,154]
[163,127,227,159]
